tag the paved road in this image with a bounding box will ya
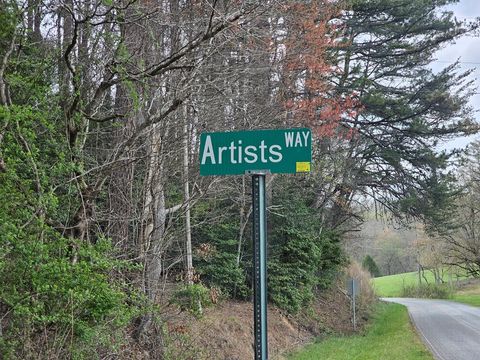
[384,298,480,360]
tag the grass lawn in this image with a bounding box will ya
[452,294,480,307]
[372,270,468,297]
[452,283,480,307]
[289,303,433,360]
[373,271,425,297]
[373,270,480,308]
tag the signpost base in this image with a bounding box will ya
[252,174,268,360]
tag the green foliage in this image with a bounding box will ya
[0,232,138,356]
[0,93,137,358]
[192,202,250,299]
[0,2,17,47]
[171,284,212,318]
[268,179,345,313]
[268,227,344,313]
[399,170,460,235]
[335,0,478,224]
[197,250,250,299]
[362,255,381,278]
[268,228,322,313]
[192,176,345,314]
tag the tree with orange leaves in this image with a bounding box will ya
[281,1,361,140]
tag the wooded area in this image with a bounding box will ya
[1,0,479,358]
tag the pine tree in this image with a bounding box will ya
[362,255,381,278]
[328,0,478,223]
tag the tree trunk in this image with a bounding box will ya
[108,82,135,251]
[183,106,194,284]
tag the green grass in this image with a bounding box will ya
[289,303,433,360]
[372,270,468,297]
[373,270,480,307]
[452,294,480,307]
[372,271,432,297]
[452,284,480,307]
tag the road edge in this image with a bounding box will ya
[398,301,446,360]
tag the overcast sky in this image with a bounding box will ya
[434,0,480,150]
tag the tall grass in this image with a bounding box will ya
[347,262,376,312]
[401,283,453,299]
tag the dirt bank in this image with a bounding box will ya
[127,277,374,360]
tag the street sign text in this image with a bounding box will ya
[199,128,312,176]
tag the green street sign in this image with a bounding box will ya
[199,128,312,176]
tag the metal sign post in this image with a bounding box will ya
[347,278,360,331]
[252,173,268,360]
[352,281,356,331]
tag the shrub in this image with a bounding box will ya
[192,209,250,300]
[196,246,250,300]
[0,231,139,358]
[362,255,381,278]
[171,284,212,318]
[401,283,453,299]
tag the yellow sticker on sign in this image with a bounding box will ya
[296,162,310,172]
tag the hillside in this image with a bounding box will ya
[124,280,369,360]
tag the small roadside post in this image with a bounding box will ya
[200,128,312,360]
[347,278,360,331]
